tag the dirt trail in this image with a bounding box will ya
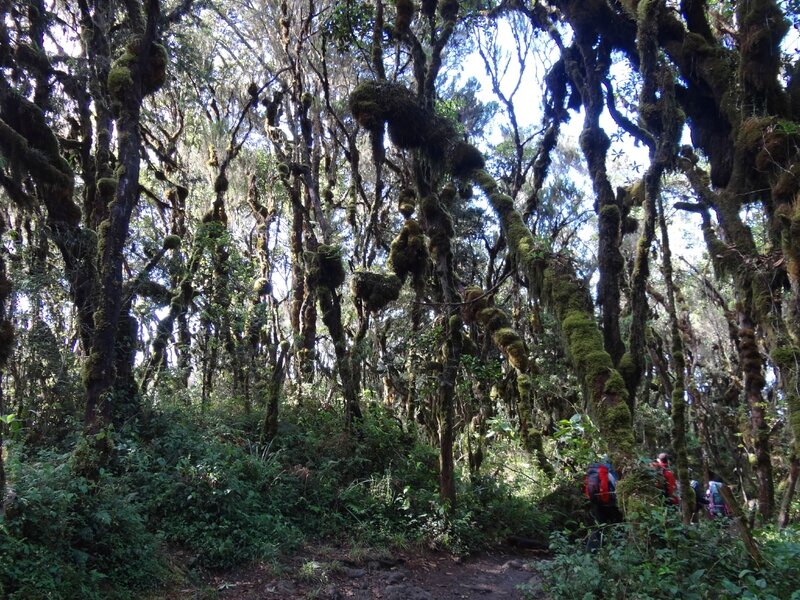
[174,547,544,599]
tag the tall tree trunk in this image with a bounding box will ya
[0,242,11,510]
[418,189,462,507]
[289,187,312,388]
[84,0,164,435]
[778,454,798,528]
[738,311,775,520]
[261,342,290,442]
[564,34,625,365]
[658,196,692,524]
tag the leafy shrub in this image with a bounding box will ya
[528,508,800,600]
[121,410,304,569]
[0,448,164,599]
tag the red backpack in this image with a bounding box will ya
[585,463,616,505]
[652,461,679,504]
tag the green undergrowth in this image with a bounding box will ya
[0,403,545,598]
[527,508,800,600]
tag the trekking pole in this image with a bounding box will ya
[720,483,763,568]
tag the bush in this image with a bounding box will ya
[528,508,800,600]
[0,448,164,599]
[121,410,304,569]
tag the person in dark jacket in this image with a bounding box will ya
[690,479,709,522]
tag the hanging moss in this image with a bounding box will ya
[473,306,529,372]
[214,173,229,193]
[252,277,272,296]
[307,245,346,289]
[461,286,487,324]
[604,370,627,395]
[348,81,480,177]
[398,188,416,218]
[351,271,402,311]
[420,195,455,245]
[107,56,135,104]
[107,40,168,109]
[97,177,118,197]
[142,43,168,95]
[395,0,415,33]
[389,219,428,284]
[461,334,478,356]
[447,142,485,177]
[773,164,800,202]
[162,235,181,250]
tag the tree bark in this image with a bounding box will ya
[778,454,799,528]
[720,483,764,568]
[261,342,290,442]
[84,0,163,434]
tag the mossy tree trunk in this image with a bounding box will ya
[658,196,693,524]
[778,454,799,528]
[261,342,290,442]
[562,32,626,368]
[624,1,683,409]
[83,0,166,434]
[267,40,367,428]
[738,311,776,520]
[463,287,553,475]
[503,0,799,524]
[471,169,637,473]
[420,190,462,506]
[349,0,462,504]
[0,241,11,510]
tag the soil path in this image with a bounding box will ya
[180,547,545,599]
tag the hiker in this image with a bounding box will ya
[584,459,622,550]
[706,473,731,519]
[690,479,709,522]
[652,452,679,505]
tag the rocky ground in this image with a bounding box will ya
[162,545,547,599]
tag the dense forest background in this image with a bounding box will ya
[3,0,800,597]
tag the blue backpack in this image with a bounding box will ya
[706,481,730,518]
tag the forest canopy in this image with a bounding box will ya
[2,0,800,597]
